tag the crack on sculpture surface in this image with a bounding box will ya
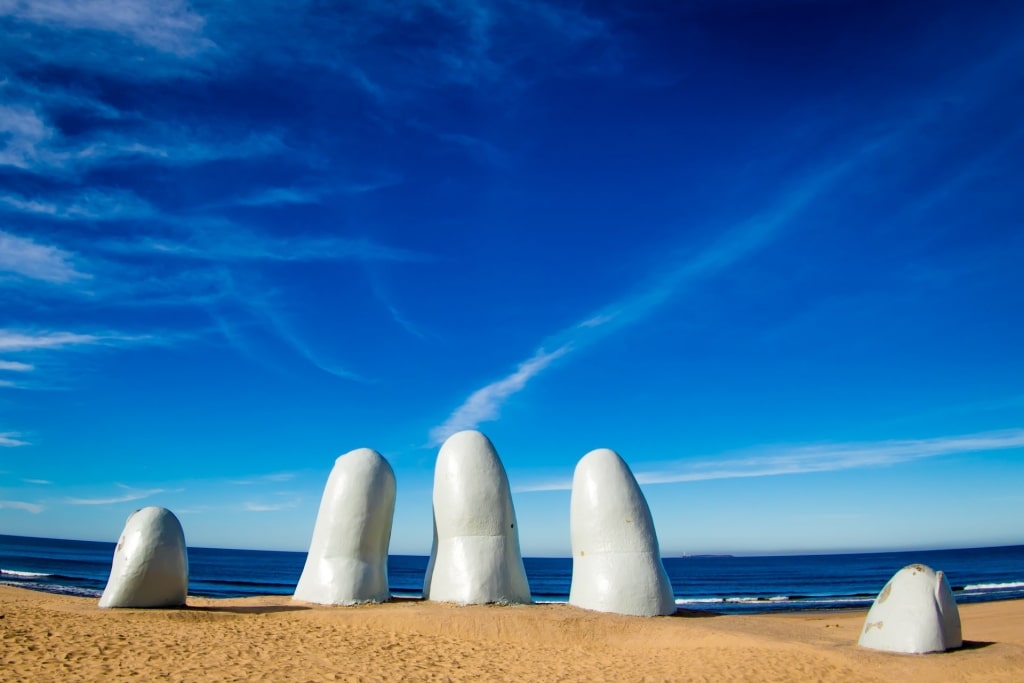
[293,448,396,606]
[99,506,188,609]
[423,430,531,605]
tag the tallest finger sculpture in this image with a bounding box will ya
[423,430,531,604]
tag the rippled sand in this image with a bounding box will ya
[1,586,1022,682]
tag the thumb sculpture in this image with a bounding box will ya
[423,430,531,604]
[98,506,188,608]
[294,448,396,605]
[569,448,676,616]
[858,563,962,654]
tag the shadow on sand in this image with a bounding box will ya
[670,608,721,618]
[185,605,312,615]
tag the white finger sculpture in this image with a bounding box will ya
[294,448,396,605]
[858,563,962,653]
[98,506,188,608]
[569,448,676,616]
[423,430,531,604]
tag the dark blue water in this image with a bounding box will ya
[2,534,1022,614]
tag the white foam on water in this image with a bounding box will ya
[1,580,101,598]
[802,597,872,605]
[677,596,789,604]
[962,581,1024,591]
[1,569,52,578]
[677,595,872,607]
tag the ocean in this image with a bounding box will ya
[2,534,1022,614]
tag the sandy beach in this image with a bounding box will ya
[1,586,1022,682]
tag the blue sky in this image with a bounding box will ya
[1,0,1022,556]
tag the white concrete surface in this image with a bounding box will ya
[423,430,531,605]
[294,448,396,605]
[569,448,676,616]
[858,563,963,653]
[98,506,188,608]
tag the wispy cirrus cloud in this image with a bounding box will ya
[0,431,29,447]
[0,73,123,119]
[429,345,571,445]
[238,1,610,93]
[0,230,90,284]
[22,478,51,485]
[515,429,1024,492]
[101,230,427,265]
[0,329,149,352]
[229,176,400,207]
[229,472,296,486]
[255,304,369,383]
[436,131,508,167]
[0,94,284,175]
[232,187,324,207]
[64,485,165,505]
[429,58,993,448]
[0,103,111,173]
[427,0,608,85]
[365,268,431,341]
[0,189,155,221]
[0,499,44,513]
[244,499,301,512]
[0,0,214,56]
[0,329,161,395]
[0,104,52,170]
[426,142,876,445]
[424,32,1024,447]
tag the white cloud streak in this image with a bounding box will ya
[121,233,426,264]
[257,304,369,383]
[244,499,301,512]
[427,128,894,447]
[229,472,296,485]
[429,345,572,445]
[229,176,401,207]
[0,330,147,352]
[0,0,213,56]
[0,101,283,175]
[64,486,165,505]
[0,360,34,371]
[0,499,44,513]
[0,189,155,221]
[0,105,53,170]
[515,429,1024,492]
[0,231,90,284]
[0,432,29,447]
[232,187,323,207]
